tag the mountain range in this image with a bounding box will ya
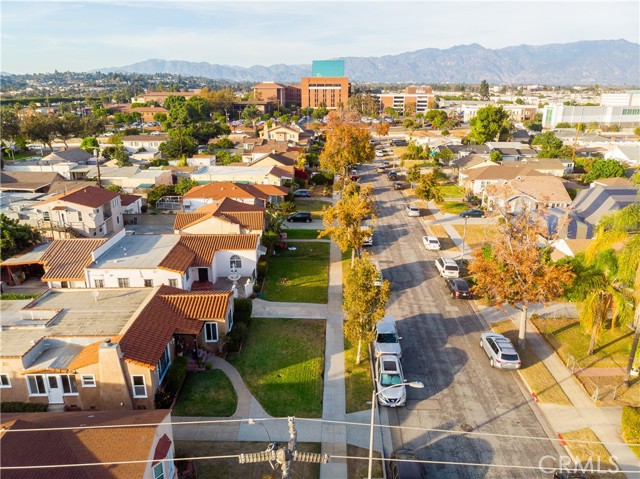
[97,40,639,85]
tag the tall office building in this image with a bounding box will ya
[300,60,350,110]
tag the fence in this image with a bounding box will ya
[565,353,622,403]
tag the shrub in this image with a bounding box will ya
[0,293,41,300]
[1,402,48,412]
[204,362,213,370]
[310,171,334,185]
[234,298,253,325]
[164,356,189,397]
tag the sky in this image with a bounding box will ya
[1,0,639,74]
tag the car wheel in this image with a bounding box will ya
[306,218,311,223]
[490,358,495,368]
[451,292,456,299]
[480,340,483,348]
[287,219,292,222]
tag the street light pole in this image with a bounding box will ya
[460,216,468,262]
[367,381,424,479]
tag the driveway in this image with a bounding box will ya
[362,163,562,478]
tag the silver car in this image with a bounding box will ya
[375,355,407,407]
[374,319,402,357]
[480,333,521,369]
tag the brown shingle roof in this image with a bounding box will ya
[174,198,265,231]
[40,238,108,281]
[119,285,231,367]
[119,193,141,206]
[36,186,119,209]
[0,171,63,192]
[463,165,547,181]
[0,410,169,479]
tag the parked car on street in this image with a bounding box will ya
[460,209,485,218]
[394,181,406,190]
[405,205,420,217]
[445,278,472,299]
[376,150,385,157]
[388,172,399,181]
[422,236,441,251]
[293,189,311,197]
[287,211,312,223]
[390,449,425,479]
[434,257,459,278]
[349,170,360,181]
[480,333,521,369]
[375,355,407,407]
[374,319,402,357]
[361,226,374,246]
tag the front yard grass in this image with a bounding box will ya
[345,338,374,413]
[263,242,329,303]
[294,199,330,219]
[230,317,325,417]
[426,224,457,251]
[175,441,321,478]
[531,317,639,406]
[622,407,640,459]
[452,224,500,250]
[491,320,571,405]
[436,201,468,215]
[282,228,322,239]
[561,428,622,474]
[439,184,465,199]
[172,369,237,417]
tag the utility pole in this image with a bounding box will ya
[239,417,329,478]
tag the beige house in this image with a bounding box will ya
[458,164,547,195]
[174,198,265,236]
[34,186,124,238]
[0,286,233,412]
[182,181,288,210]
[260,123,307,143]
[1,409,177,479]
[483,175,572,213]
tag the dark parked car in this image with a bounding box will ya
[445,278,472,299]
[293,189,311,197]
[388,172,399,181]
[459,209,485,218]
[390,139,408,147]
[390,449,425,479]
[394,181,406,190]
[287,211,312,223]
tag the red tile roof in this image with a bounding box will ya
[174,198,265,232]
[36,186,119,209]
[119,285,231,367]
[119,193,142,206]
[182,182,288,202]
[67,336,123,371]
[40,238,108,281]
[0,410,170,479]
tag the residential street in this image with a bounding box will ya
[364,161,564,478]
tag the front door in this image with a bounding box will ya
[198,268,209,282]
[47,375,64,403]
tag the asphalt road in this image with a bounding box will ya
[363,161,563,479]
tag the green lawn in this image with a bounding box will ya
[230,318,325,417]
[294,199,330,219]
[531,318,634,368]
[437,201,469,214]
[263,242,329,303]
[172,369,237,417]
[345,338,374,413]
[282,229,322,239]
[438,184,465,199]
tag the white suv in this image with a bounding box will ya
[480,333,521,369]
[405,205,420,217]
[374,319,402,357]
[422,235,441,251]
[435,257,459,278]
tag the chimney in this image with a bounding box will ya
[98,340,133,410]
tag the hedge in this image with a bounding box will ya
[1,402,48,412]
[234,298,253,325]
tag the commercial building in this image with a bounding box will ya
[378,86,436,115]
[542,104,640,128]
[300,60,350,110]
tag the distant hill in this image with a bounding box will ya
[95,40,639,85]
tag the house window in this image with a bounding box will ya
[60,281,69,288]
[131,375,147,398]
[77,211,83,222]
[27,375,47,396]
[185,269,190,281]
[153,463,165,479]
[230,255,242,270]
[144,279,153,287]
[61,375,78,394]
[94,279,104,288]
[204,322,218,343]
[227,308,233,332]
[81,375,96,388]
[0,374,11,388]
[118,278,130,288]
[43,211,50,221]
[117,216,120,224]
[168,279,177,288]
[157,344,171,382]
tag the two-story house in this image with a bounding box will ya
[34,186,124,238]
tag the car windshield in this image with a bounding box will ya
[380,373,402,387]
[377,333,398,344]
[445,266,458,271]
[502,353,519,361]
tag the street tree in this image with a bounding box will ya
[425,109,448,129]
[21,113,57,152]
[403,117,419,137]
[319,182,376,264]
[383,107,398,120]
[414,170,443,203]
[80,137,99,153]
[347,92,379,118]
[468,208,575,349]
[0,214,42,261]
[1,107,20,145]
[373,122,389,137]
[319,121,375,179]
[468,105,511,144]
[479,80,490,100]
[343,252,391,364]
[54,113,84,148]
[159,127,197,160]
[581,158,626,183]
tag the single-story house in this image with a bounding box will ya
[174,198,265,236]
[483,175,572,213]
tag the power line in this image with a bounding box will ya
[3,415,639,447]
